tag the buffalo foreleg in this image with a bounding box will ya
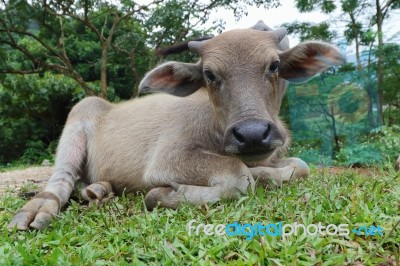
[249,157,310,186]
[8,97,110,230]
[8,123,87,230]
[144,173,254,211]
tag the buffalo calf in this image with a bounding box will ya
[9,21,342,230]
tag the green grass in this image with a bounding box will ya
[1,166,399,265]
[0,162,41,173]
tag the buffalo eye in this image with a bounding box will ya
[204,70,216,82]
[269,60,280,74]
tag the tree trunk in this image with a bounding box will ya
[349,12,375,127]
[328,106,340,159]
[100,43,108,99]
[376,0,385,124]
[350,13,364,77]
[128,50,141,98]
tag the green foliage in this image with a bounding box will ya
[20,140,53,164]
[295,0,337,13]
[291,0,400,125]
[384,106,400,127]
[335,144,381,166]
[337,62,357,73]
[335,125,400,165]
[282,21,336,42]
[292,125,400,166]
[1,168,399,264]
[289,143,333,166]
[0,73,83,164]
[287,69,381,164]
[381,44,400,123]
[365,125,400,160]
[0,0,281,99]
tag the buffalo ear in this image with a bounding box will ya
[279,41,343,83]
[139,61,204,96]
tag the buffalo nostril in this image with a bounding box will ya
[232,127,245,144]
[262,124,271,141]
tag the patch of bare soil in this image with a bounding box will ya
[0,166,53,195]
[315,166,384,177]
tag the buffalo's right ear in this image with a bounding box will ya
[139,61,204,97]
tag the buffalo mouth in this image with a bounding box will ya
[224,145,276,162]
[238,150,275,162]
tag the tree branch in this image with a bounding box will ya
[0,69,44,74]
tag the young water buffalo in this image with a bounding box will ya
[9,21,342,230]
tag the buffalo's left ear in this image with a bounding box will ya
[279,41,343,83]
[139,61,204,96]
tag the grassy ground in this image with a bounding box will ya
[1,165,399,265]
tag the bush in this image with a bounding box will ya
[289,125,400,167]
[335,144,381,166]
[365,125,400,160]
[0,73,84,164]
[289,142,332,166]
[333,125,400,166]
[20,140,52,164]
